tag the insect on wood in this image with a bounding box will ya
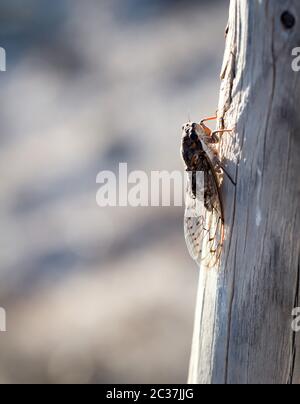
[181,116,234,268]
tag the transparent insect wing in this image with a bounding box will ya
[184,168,224,269]
[184,171,206,263]
[201,169,224,268]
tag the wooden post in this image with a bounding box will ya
[188,0,300,384]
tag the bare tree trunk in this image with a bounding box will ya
[188,0,300,384]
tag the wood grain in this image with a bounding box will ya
[188,0,300,384]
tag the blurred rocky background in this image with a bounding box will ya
[0,0,228,383]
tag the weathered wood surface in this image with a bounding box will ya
[188,0,300,384]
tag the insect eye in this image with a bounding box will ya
[190,132,198,141]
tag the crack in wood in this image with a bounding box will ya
[224,236,238,384]
[288,259,300,384]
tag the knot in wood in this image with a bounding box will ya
[281,11,296,29]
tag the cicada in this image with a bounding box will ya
[181,116,234,268]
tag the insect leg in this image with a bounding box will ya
[199,116,217,137]
[200,116,218,124]
[211,129,233,143]
[218,162,236,186]
[204,129,232,145]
